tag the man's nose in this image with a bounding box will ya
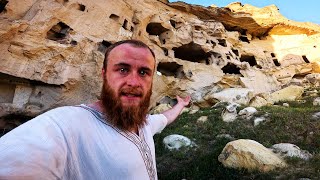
[126,72,140,87]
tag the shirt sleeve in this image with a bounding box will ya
[146,114,168,136]
[0,113,67,180]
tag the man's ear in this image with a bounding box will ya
[102,68,106,79]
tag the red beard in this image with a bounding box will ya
[100,80,152,132]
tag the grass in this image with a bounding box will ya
[154,93,320,179]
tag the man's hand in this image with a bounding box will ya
[176,95,191,107]
[162,95,191,125]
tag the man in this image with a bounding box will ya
[0,40,190,179]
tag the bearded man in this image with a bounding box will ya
[0,40,190,180]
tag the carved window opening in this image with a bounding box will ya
[170,20,176,28]
[222,63,241,74]
[217,39,227,47]
[194,26,201,31]
[232,49,239,56]
[302,55,310,63]
[78,4,85,11]
[273,59,281,66]
[146,22,169,36]
[130,26,134,32]
[46,22,72,42]
[172,42,210,63]
[157,62,185,78]
[98,40,112,54]
[109,14,120,21]
[271,53,276,58]
[240,55,257,66]
[0,0,8,13]
[162,48,168,56]
[122,19,128,30]
[239,35,250,43]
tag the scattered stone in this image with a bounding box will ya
[197,116,208,123]
[249,95,269,108]
[271,143,313,160]
[163,134,195,150]
[282,103,289,107]
[238,107,257,119]
[270,85,304,103]
[312,112,320,119]
[218,139,287,172]
[254,117,266,126]
[221,103,239,122]
[150,104,171,114]
[313,97,320,106]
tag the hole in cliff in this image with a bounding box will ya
[222,63,241,74]
[157,62,185,78]
[70,40,77,45]
[271,53,276,58]
[146,22,169,36]
[156,96,177,107]
[78,4,85,11]
[240,55,257,66]
[130,26,134,32]
[218,39,227,47]
[273,59,281,66]
[47,22,72,42]
[232,49,239,56]
[109,14,120,21]
[194,26,201,31]
[162,48,168,56]
[173,42,210,63]
[314,45,317,48]
[0,0,8,13]
[98,40,112,54]
[122,19,128,30]
[170,20,176,28]
[239,35,250,43]
[302,55,310,63]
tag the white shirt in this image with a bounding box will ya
[0,105,168,180]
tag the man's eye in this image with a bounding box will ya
[119,68,128,73]
[139,70,147,76]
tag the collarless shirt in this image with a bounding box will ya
[0,105,168,180]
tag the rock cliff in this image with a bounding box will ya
[0,0,319,119]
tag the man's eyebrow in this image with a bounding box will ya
[114,63,130,67]
[140,67,152,73]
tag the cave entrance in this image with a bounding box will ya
[146,23,169,36]
[222,63,241,74]
[172,42,210,63]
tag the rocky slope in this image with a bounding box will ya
[0,0,319,120]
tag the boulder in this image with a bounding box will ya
[163,134,194,150]
[218,139,287,172]
[269,85,304,103]
[313,97,320,106]
[221,103,239,122]
[238,107,257,119]
[254,117,267,126]
[150,104,172,114]
[212,88,254,105]
[197,116,208,123]
[271,143,313,160]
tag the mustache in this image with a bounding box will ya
[120,87,143,97]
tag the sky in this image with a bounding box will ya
[169,0,320,25]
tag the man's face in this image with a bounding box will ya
[103,44,155,107]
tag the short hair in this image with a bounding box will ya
[103,40,155,69]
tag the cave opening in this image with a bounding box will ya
[222,63,241,74]
[0,0,8,13]
[122,19,128,30]
[172,42,210,63]
[98,40,112,54]
[217,39,227,47]
[109,14,119,21]
[232,49,239,56]
[240,55,257,66]
[273,59,281,66]
[78,4,85,11]
[302,55,310,63]
[146,22,169,36]
[157,62,185,78]
[170,20,176,28]
[46,22,72,42]
[162,48,168,56]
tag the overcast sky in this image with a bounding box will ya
[169,0,320,25]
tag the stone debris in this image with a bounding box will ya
[218,139,287,172]
[238,107,257,120]
[271,143,313,160]
[163,134,195,150]
[313,97,320,106]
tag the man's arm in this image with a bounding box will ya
[162,95,191,125]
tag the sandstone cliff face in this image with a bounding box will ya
[0,0,319,118]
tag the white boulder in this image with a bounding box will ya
[238,107,257,119]
[313,97,320,106]
[271,143,313,160]
[163,134,194,150]
[221,103,239,122]
[254,117,266,126]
